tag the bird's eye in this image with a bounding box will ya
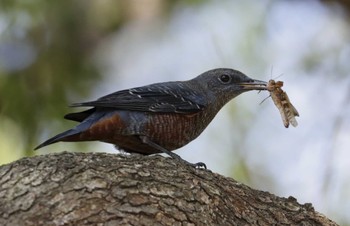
[219,74,231,84]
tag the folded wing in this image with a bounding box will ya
[71,82,207,114]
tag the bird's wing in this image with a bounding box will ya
[71,82,207,113]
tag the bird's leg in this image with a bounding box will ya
[139,136,206,169]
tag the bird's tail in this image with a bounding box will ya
[34,129,81,150]
[34,110,110,150]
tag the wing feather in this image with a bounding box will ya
[71,82,206,113]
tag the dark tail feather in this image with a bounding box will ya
[34,129,81,150]
[64,108,96,122]
[35,110,110,150]
[36,109,96,149]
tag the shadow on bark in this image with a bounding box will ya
[0,152,338,225]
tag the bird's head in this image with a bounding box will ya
[191,68,267,107]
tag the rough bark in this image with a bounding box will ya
[0,152,338,226]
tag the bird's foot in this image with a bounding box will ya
[190,161,207,169]
[140,136,207,169]
[167,153,207,169]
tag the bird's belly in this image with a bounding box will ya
[143,112,209,151]
[77,111,211,154]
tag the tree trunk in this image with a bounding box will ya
[0,152,338,226]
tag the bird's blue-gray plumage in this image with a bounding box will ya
[70,82,207,113]
[35,68,267,168]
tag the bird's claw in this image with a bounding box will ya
[192,161,207,169]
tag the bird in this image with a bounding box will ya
[35,68,267,168]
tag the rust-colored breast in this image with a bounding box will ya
[143,110,213,151]
[64,109,215,155]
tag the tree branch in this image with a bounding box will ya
[0,152,338,225]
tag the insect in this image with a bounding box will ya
[267,80,299,128]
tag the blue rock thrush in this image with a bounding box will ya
[35,68,267,168]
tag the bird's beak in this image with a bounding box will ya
[239,79,267,91]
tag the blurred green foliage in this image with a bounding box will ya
[0,1,123,159]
